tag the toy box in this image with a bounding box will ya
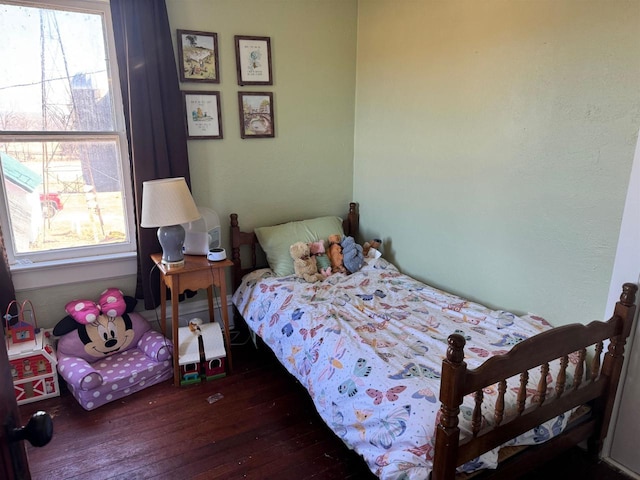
[177,320,226,386]
[9,329,60,405]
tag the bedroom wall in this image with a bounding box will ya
[14,0,358,329]
[165,0,357,233]
[353,0,640,326]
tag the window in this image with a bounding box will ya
[0,0,136,286]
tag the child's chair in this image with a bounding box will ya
[53,289,173,410]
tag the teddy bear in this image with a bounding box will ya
[363,238,382,257]
[308,240,332,278]
[290,241,324,282]
[341,235,365,274]
[327,234,347,274]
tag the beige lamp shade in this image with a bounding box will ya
[140,177,200,228]
[140,177,201,267]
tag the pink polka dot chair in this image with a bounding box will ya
[53,290,173,411]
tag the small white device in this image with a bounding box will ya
[182,207,221,255]
[207,248,226,262]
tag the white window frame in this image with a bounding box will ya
[0,0,137,289]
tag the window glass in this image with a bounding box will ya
[0,4,115,132]
[0,1,133,264]
[1,140,127,254]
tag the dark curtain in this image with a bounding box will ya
[110,0,192,310]
[0,224,17,322]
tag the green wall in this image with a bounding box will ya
[166,0,357,233]
[354,0,640,325]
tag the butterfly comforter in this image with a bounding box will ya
[232,256,573,480]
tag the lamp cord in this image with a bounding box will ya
[208,264,251,347]
[147,263,173,359]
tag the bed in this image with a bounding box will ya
[229,202,638,480]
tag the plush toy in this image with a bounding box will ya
[52,288,173,411]
[363,238,382,257]
[308,240,332,277]
[308,240,324,256]
[341,235,365,274]
[327,234,347,274]
[54,288,140,358]
[290,242,324,282]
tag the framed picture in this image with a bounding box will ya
[177,29,219,83]
[238,92,275,139]
[234,35,273,86]
[183,91,223,140]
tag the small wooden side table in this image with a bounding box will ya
[150,253,234,386]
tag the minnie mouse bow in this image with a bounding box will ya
[65,288,127,325]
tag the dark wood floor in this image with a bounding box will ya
[19,338,632,480]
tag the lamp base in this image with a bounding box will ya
[158,224,186,269]
[161,258,185,269]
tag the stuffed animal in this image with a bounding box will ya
[290,242,324,282]
[54,288,140,358]
[341,235,364,274]
[308,240,324,256]
[52,288,174,411]
[308,240,332,277]
[363,238,382,257]
[327,234,346,274]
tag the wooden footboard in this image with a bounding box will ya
[433,282,638,480]
[229,202,360,291]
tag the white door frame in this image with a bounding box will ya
[602,130,640,477]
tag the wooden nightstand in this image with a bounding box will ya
[150,253,234,386]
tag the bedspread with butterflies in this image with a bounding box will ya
[232,256,575,480]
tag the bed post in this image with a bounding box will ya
[230,213,243,291]
[229,213,260,291]
[344,202,359,237]
[433,333,467,480]
[589,282,638,455]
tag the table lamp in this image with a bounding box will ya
[141,177,201,268]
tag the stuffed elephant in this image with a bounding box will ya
[341,235,364,274]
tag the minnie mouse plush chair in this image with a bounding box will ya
[53,288,173,410]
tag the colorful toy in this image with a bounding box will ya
[5,299,37,344]
[53,288,173,410]
[5,300,59,405]
[178,318,226,385]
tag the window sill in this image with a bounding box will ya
[11,252,138,291]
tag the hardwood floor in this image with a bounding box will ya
[19,339,631,480]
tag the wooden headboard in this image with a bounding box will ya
[229,202,359,291]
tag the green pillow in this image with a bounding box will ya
[255,216,344,277]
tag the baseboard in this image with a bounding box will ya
[137,294,235,334]
[602,457,640,480]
